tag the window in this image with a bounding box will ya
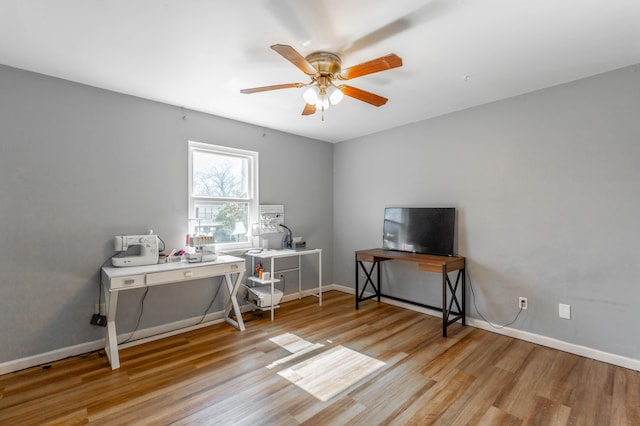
[188,141,258,250]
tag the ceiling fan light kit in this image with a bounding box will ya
[240,44,402,120]
[302,81,343,112]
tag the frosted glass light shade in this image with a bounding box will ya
[303,86,319,104]
[328,86,344,105]
[316,97,330,110]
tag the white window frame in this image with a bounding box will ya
[188,141,259,251]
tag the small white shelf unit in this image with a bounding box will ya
[245,248,322,321]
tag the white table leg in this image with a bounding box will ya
[223,272,245,331]
[270,257,275,321]
[298,255,302,300]
[318,250,322,306]
[104,288,120,369]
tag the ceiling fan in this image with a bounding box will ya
[240,44,402,119]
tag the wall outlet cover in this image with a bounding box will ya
[559,303,571,319]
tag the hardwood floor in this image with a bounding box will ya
[1,291,638,425]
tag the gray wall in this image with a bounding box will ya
[2,60,639,365]
[334,64,640,360]
[0,64,333,363]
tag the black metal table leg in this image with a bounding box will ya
[446,275,461,320]
[355,260,380,309]
[377,260,381,303]
[442,264,448,337]
[355,253,359,309]
[461,268,466,326]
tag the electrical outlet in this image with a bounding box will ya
[559,303,571,319]
[90,314,107,327]
[519,297,528,310]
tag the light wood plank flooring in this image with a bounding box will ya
[1,291,639,425]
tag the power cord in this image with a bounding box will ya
[118,273,219,345]
[467,268,524,329]
[91,253,119,326]
[119,286,150,344]
[196,276,225,325]
[278,273,286,294]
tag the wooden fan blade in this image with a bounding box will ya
[340,22,409,56]
[302,103,317,115]
[341,85,388,107]
[271,44,317,76]
[240,83,304,94]
[338,54,402,80]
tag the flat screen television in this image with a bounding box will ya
[382,207,455,256]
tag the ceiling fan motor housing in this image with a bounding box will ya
[305,52,342,78]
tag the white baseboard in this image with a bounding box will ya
[333,284,640,372]
[0,340,105,376]
[466,318,640,372]
[117,312,227,349]
[3,285,638,375]
[0,292,324,375]
[0,311,229,375]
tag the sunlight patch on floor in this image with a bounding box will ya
[266,333,325,369]
[278,345,386,401]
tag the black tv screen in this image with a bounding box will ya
[382,207,455,256]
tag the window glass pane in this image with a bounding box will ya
[188,141,257,250]
[194,200,248,244]
[192,151,248,198]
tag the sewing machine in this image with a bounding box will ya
[111,234,159,267]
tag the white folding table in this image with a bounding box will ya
[100,255,246,369]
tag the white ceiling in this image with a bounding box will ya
[1,0,639,143]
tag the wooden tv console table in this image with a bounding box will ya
[355,248,466,337]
